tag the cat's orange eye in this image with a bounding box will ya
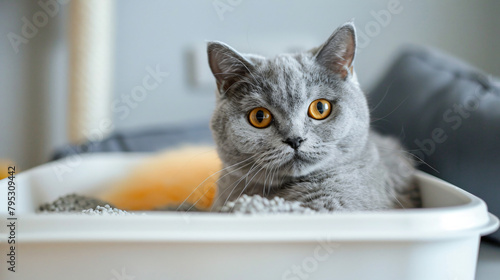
[248,107,272,128]
[308,99,332,120]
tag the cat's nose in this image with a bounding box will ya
[283,137,305,150]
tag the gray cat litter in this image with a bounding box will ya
[38,193,317,215]
[38,194,115,213]
[82,204,135,216]
[219,194,316,214]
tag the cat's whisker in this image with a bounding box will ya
[262,158,279,197]
[369,79,396,113]
[248,157,273,197]
[267,160,281,196]
[365,172,407,209]
[262,164,269,199]
[275,162,285,185]
[229,164,267,212]
[278,164,293,187]
[244,151,271,186]
[370,95,410,124]
[266,163,276,195]
[220,162,266,211]
[176,153,259,211]
[389,192,407,209]
[376,146,439,174]
[265,160,279,194]
[210,151,272,210]
[186,159,256,212]
[221,152,272,207]
[261,164,270,200]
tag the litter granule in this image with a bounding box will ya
[38,193,317,215]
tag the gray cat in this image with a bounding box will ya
[207,22,420,212]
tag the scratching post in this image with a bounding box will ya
[68,0,114,143]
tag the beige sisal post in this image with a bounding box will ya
[68,0,115,143]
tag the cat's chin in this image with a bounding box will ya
[285,163,319,178]
[281,152,323,177]
[292,151,313,163]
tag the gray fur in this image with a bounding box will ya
[207,22,420,212]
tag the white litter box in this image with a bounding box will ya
[0,154,498,280]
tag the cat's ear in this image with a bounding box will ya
[207,41,254,93]
[315,22,356,80]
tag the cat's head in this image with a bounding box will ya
[207,22,370,178]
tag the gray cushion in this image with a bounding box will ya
[369,46,500,241]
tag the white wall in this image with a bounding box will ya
[0,0,68,170]
[1,0,499,169]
